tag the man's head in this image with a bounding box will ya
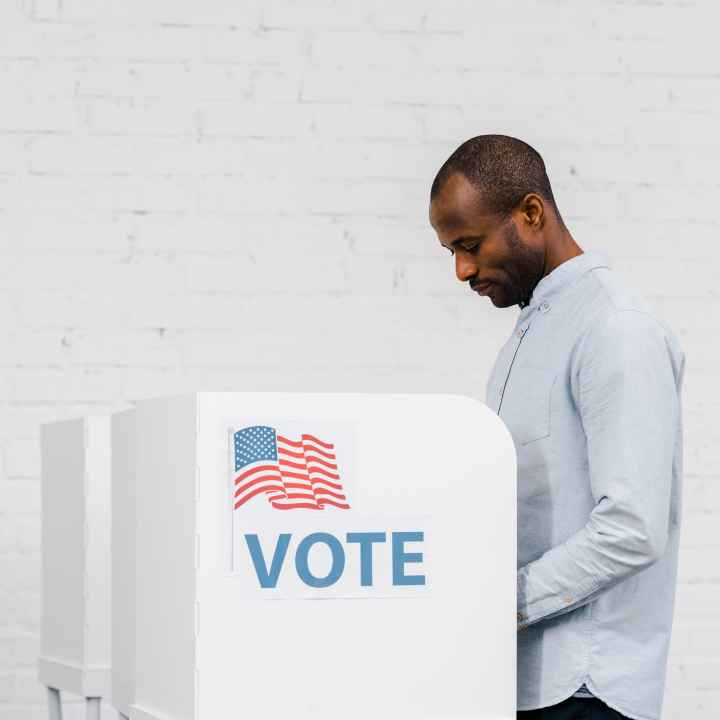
[429,134,567,309]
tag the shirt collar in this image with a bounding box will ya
[519,249,610,315]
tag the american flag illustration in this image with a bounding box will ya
[232,425,350,511]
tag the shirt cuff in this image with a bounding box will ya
[517,566,601,629]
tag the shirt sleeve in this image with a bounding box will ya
[517,309,681,630]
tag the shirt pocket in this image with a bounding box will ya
[500,365,558,445]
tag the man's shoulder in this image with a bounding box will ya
[578,265,676,338]
[584,265,653,315]
[571,266,685,364]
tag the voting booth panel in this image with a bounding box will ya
[124,392,516,720]
[39,416,111,699]
[111,409,137,718]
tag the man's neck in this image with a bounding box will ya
[519,233,584,309]
[542,233,584,278]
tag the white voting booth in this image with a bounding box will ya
[39,416,111,720]
[42,392,517,720]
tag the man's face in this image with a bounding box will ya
[429,172,546,308]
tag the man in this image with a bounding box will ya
[429,135,684,720]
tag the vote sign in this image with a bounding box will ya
[229,422,431,598]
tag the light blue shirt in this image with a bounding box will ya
[485,250,684,720]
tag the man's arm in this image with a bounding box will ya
[517,309,681,630]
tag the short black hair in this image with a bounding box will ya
[430,134,562,222]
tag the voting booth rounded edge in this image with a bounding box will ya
[114,391,517,720]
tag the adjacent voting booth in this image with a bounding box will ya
[39,416,111,720]
[111,409,136,720]
[112,392,517,720]
[41,392,517,720]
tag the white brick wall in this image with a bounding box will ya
[0,0,718,717]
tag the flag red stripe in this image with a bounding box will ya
[280,469,341,488]
[235,463,280,484]
[305,455,337,470]
[307,465,340,480]
[285,482,314,490]
[281,470,314,482]
[281,470,311,484]
[309,477,343,491]
[302,445,336,460]
[283,492,316,501]
[234,473,282,497]
[270,501,322,510]
[301,434,333,449]
[278,444,336,461]
[314,487,347,501]
[278,440,335,460]
[276,435,302,448]
[319,498,351,509]
[234,483,284,508]
[277,434,334,450]
[279,459,306,470]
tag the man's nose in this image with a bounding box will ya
[455,254,477,283]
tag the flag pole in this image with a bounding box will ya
[228,427,235,574]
